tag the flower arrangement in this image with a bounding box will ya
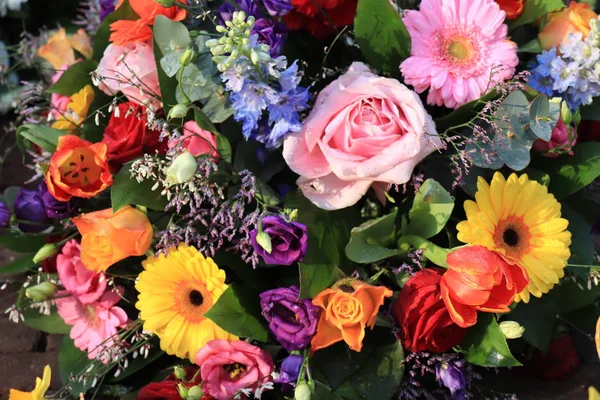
[1,0,600,398]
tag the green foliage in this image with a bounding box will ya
[354,0,410,73]
[561,203,595,266]
[544,142,600,199]
[299,263,337,298]
[193,109,232,163]
[46,60,98,96]
[406,179,454,239]
[0,234,48,253]
[16,124,68,153]
[0,254,35,275]
[458,313,521,367]
[59,336,104,396]
[93,0,139,61]
[345,209,402,264]
[16,286,71,334]
[508,0,565,29]
[111,161,168,211]
[509,297,558,354]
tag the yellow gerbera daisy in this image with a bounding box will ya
[9,365,51,400]
[456,172,571,303]
[52,85,95,131]
[136,244,237,362]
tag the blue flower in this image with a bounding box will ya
[436,359,467,400]
[535,47,557,77]
[528,69,555,97]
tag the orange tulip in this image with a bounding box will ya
[38,28,92,70]
[72,206,153,272]
[311,278,392,352]
[495,0,524,19]
[538,2,598,51]
[46,135,113,202]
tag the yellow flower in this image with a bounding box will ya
[37,28,92,70]
[590,387,600,400]
[51,85,95,131]
[9,365,51,400]
[135,244,237,362]
[456,172,571,303]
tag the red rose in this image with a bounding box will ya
[283,0,357,39]
[514,335,580,381]
[392,268,467,353]
[101,101,166,171]
[138,366,202,400]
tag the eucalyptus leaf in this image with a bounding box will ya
[153,15,191,54]
[160,51,184,78]
[345,209,402,264]
[465,140,504,170]
[529,94,552,141]
[406,179,454,239]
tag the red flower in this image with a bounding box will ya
[514,335,580,381]
[101,102,166,171]
[441,246,529,328]
[494,0,524,19]
[392,268,467,353]
[283,0,357,39]
[137,366,202,400]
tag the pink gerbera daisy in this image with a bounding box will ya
[400,0,519,109]
[56,288,128,361]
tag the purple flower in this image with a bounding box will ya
[219,0,261,24]
[259,286,319,351]
[254,18,288,56]
[99,0,117,21]
[261,0,293,16]
[14,188,48,233]
[36,182,77,220]
[0,201,10,228]
[251,215,308,266]
[435,359,466,400]
[276,354,303,390]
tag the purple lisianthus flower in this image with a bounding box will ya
[0,201,10,228]
[262,0,293,16]
[36,181,77,220]
[260,286,319,351]
[219,0,261,24]
[254,18,288,56]
[251,215,308,266]
[99,0,117,21]
[14,188,48,233]
[276,354,303,390]
[435,359,466,400]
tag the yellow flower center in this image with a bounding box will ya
[448,38,472,60]
[174,280,213,323]
[224,363,247,380]
[493,216,531,260]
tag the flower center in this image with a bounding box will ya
[493,216,531,260]
[502,228,519,247]
[432,27,486,77]
[448,40,470,60]
[59,148,102,189]
[188,289,204,306]
[273,303,298,323]
[174,281,213,323]
[224,363,247,381]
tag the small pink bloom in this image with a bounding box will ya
[96,42,161,110]
[50,65,72,120]
[532,119,577,157]
[195,340,274,400]
[283,62,442,210]
[168,121,219,158]
[57,239,107,304]
[56,288,128,361]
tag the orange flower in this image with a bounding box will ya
[440,246,529,328]
[46,135,113,202]
[538,2,598,50]
[495,0,524,19]
[311,278,392,352]
[38,28,92,70]
[109,0,187,46]
[72,206,153,272]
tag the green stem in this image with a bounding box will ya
[398,234,452,268]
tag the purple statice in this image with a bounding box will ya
[99,0,117,21]
[276,354,304,391]
[73,0,102,33]
[36,181,78,219]
[436,359,466,400]
[0,201,10,228]
[262,0,293,16]
[259,286,319,350]
[251,215,308,266]
[14,188,48,233]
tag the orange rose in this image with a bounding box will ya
[311,279,392,352]
[495,0,524,19]
[46,135,113,202]
[72,206,153,272]
[38,28,92,70]
[538,2,598,50]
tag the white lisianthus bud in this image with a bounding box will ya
[294,382,312,400]
[499,321,525,339]
[25,282,58,302]
[33,243,59,264]
[165,152,197,186]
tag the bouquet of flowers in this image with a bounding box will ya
[2,0,600,398]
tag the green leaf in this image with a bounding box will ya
[354,0,410,73]
[508,0,564,29]
[406,179,454,239]
[0,254,35,275]
[111,160,167,211]
[110,338,164,381]
[508,296,557,354]
[46,60,98,96]
[299,263,336,298]
[435,91,497,134]
[59,336,105,396]
[202,91,233,123]
[93,0,139,61]
[153,36,178,115]
[153,15,191,55]
[545,278,600,315]
[518,38,542,53]
[193,109,232,163]
[345,209,402,264]
[0,234,47,253]
[529,94,552,141]
[561,203,594,265]
[16,286,71,334]
[16,124,68,152]
[204,284,269,342]
[81,87,113,143]
[399,235,450,268]
[458,313,521,367]
[546,142,600,199]
[193,108,218,134]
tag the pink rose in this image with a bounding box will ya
[50,64,72,120]
[282,62,442,210]
[57,239,107,304]
[195,340,274,400]
[168,121,219,158]
[532,119,577,157]
[95,42,161,110]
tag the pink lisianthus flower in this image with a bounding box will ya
[168,120,220,158]
[400,0,519,109]
[57,239,107,304]
[532,119,577,157]
[56,288,129,361]
[50,64,72,120]
[195,340,274,400]
[283,62,442,210]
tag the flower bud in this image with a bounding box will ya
[25,282,58,302]
[177,383,188,399]
[166,152,198,186]
[561,102,572,125]
[33,243,59,264]
[499,321,525,339]
[173,366,187,380]
[294,381,312,400]
[179,49,194,67]
[154,0,174,6]
[168,104,189,120]
[573,109,582,126]
[187,386,204,400]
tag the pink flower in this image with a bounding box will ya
[168,121,219,158]
[95,42,161,110]
[50,65,72,120]
[532,119,577,157]
[56,289,128,361]
[57,239,107,304]
[400,0,519,109]
[282,62,442,210]
[195,340,274,400]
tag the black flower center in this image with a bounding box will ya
[503,228,519,247]
[273,303,298,323]
[188,289,204,306]
[339,284,354,293]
